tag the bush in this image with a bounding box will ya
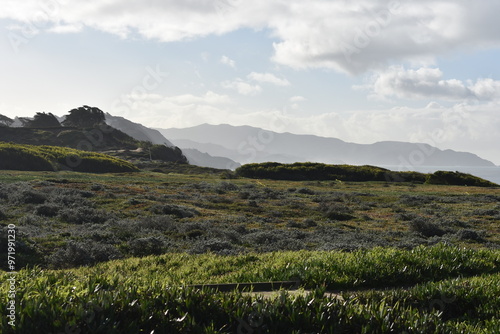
[150,204,199,218]
[214,181,239,193]
[128,236,167,257]
[48,241,122,268]
[455,229,484,242]
[59,207,112,224]
[399,194,436,206]
[296,187,315,195]
[426,170,498,187]
[319,202,353,221]
[149,144,188,163]
[34,203,61,217]
[140,215,176,232]
[409,217,445,237]
[190,238,236,254]
[10,189,48,205]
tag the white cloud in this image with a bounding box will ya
[220,55,236,68]
[3,1,500,74]
[247,72,290,86]
[290,96,306,103]
[358,66,500,102]
[221,79,262,96]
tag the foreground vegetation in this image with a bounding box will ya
[1,168,499,332]
[1,245,499,333]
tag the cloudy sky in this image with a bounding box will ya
[1,0,499,164]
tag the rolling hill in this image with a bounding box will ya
[159,123,495,167]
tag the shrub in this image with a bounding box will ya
[296,187,315,195]
[303,218,317,227]
[426,170,498,187]
[59,207,112,224]
[34,203,61,217]
[409,217,445,237]
[455,229,484,242]
[215,181,239,193]
[150,204,199,218]
[128,236,167,257]
[149,144,188,163]
[48,241,122,268]
[319,202,353,221]
[140,215,176,232]
[9,184,48,204]
[46,188,94,207]
[190,238,236,254]
[399,194,436,206]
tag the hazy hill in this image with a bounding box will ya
[105,113,175,146]
[181,148,241,169]
[104,114,240,169]
[159,124,495,167]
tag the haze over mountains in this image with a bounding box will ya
[159,124,495,169]
[104,114,240,169]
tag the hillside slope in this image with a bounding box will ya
[105,113,174,146]
[0,142,138,173]
[0,126,138,151]
[160,124,495,167]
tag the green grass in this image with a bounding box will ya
[1,245,498,333]
[0,142,138,173]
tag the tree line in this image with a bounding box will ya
[0,105,106,129]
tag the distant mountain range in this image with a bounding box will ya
[105,113,175,147]
[105,114,240,169]
[158,123,495,168]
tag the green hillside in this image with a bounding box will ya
[0,126,138,150]
[0,142,138,173]
[236,162,498,187]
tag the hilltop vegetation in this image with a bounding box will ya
[0,142,138,173]
[236,162,498,187]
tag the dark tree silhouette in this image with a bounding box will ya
[0,114,13,127]
[24,112,61,128]
[62,106,106,128]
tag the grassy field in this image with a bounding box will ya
[0,168,499,332]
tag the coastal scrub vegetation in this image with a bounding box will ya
[236,162,498,187]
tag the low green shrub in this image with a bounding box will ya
[426,170,498,187]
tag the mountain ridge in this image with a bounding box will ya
[158,123,495,167]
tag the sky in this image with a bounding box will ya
[1,0,499,165]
